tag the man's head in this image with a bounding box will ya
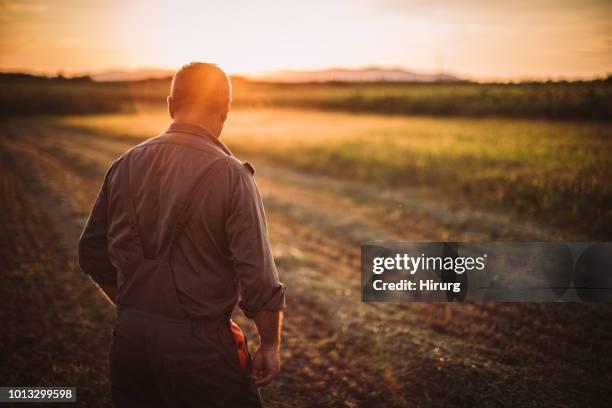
[167,62,232,136]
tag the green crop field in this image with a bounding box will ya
[232,80,612,120]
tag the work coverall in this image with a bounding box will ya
[78,122,285,407]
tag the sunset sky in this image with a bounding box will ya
[0,0,610,80]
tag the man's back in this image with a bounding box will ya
[81,122,284,320]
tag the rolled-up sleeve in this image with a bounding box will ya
[77,166,117,285]
[224,160,285,319]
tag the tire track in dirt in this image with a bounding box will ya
[254,164,571,242]
[0,135,115,407]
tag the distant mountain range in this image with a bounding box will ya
[252,67,459,83]
[90,67,459,83]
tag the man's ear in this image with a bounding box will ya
[220,100,231,122]
[167,96,175,118]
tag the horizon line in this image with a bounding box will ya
[1,64,610,83]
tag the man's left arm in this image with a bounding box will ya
[224,160,285,385]
[78,167,118,304]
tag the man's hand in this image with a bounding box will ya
[251,310,283,386]
[251,345,280,386]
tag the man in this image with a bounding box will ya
[78,62,285,408]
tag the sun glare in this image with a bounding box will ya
[0,0,610,79]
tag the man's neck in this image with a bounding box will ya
[172,116,222,138]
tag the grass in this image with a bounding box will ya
[62,108,612,238]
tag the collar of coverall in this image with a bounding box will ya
[165,122,233,156]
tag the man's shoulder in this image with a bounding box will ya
[103,135,169,180]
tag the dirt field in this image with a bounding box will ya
[1,110,612,407]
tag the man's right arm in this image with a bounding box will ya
[78,163,118,304]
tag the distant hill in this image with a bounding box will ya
[249,67,460,83]
[0,72,92,82]
[87,66,459,83]
[91,68,174,82]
